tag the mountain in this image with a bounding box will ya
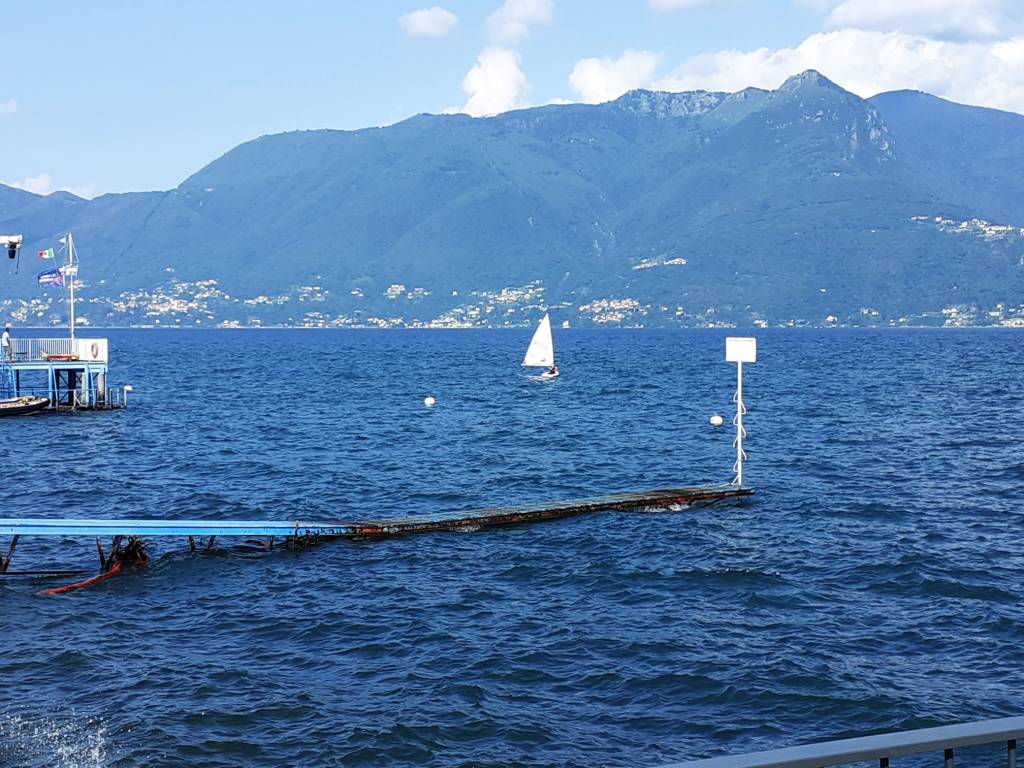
[2,70,1023,328]
[0,184,46,220]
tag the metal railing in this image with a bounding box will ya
[100,386,128,408]
[8,337,75,361]
[0,384,128,409]
[5,337,108,363]
[658,716,1022,768]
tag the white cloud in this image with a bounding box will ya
[486,0,554,45]
[569,50,661,103]
[449,1,552,120]
[648,30,1024,114]
[2,174,97,199]
[4,174,53,195]
[0,98,16,115]
[459,48,529,116]
[819,0,1024,41]
[400,7,458,37]
[649,0,719,9]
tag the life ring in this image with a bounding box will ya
[90,342,99,359]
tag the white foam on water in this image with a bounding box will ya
[0,713,108,768]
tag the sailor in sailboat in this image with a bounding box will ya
[523,313,559,379]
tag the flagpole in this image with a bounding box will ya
[67,232,75,340]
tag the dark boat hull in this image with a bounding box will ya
[0,396,50,417]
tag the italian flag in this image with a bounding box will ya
[38,248,55,259]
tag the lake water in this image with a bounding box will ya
[1,328,1022,768]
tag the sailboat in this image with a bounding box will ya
[522,313,559,379]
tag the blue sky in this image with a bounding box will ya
[2,0,1022,196]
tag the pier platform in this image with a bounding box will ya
[1,337,126,410]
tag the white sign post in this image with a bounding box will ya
[725,337,757,486]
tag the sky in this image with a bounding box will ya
[2,0,1023,197]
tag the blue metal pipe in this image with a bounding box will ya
[0,519,358,537]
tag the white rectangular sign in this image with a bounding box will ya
[75,338,108,363]
[725,336,757,363]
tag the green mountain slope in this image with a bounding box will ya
[2,70,1023,328]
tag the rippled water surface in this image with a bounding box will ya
[1,328,1022,768]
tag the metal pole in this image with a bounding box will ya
[733,360,747,486]
[68,233,75,340]
[1009,739,1017,768]
[736,360,743,486]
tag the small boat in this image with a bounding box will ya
[0,395,50,417]
[522,313,559,379]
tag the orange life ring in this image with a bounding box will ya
[90,342,99,359]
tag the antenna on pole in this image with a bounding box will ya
[725,337,757,487]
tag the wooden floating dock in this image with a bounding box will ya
[0,484,752,591]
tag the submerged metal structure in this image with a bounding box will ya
[0,484,753,593]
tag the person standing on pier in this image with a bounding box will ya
[1,325,11,362]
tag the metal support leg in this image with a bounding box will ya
[880,758,889,768]
[945,748,954,768]
[1009,739,1017,768]
[103,535,125,571]
[0,535,18,574]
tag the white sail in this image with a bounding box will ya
[522,313,555,367]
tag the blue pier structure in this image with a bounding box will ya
[1,336,127,410]
[2,231,127,411]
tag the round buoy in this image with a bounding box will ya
[424,396,436,407]
[709,414,724,426]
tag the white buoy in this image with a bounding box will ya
[709,414,724,427]
[423,396,436,407]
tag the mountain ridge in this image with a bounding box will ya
[2,70,1023,328]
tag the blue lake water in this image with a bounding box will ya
[1,328,1022,768]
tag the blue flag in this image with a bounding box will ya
[37,268,63,286]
